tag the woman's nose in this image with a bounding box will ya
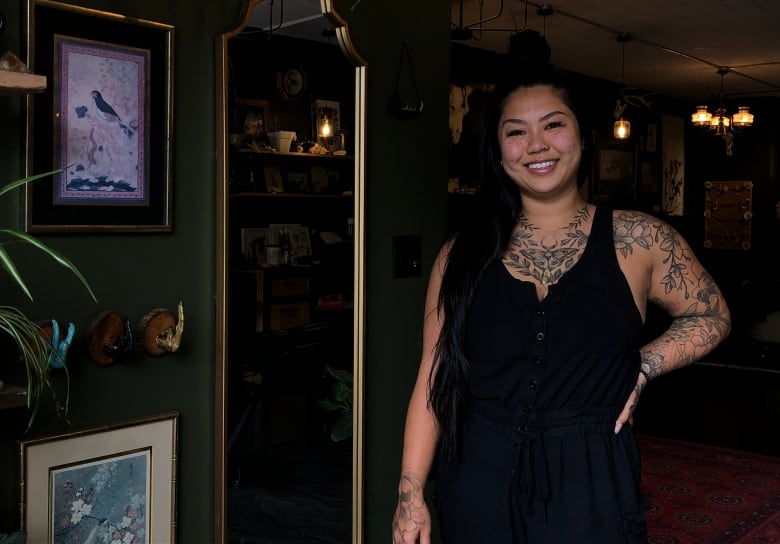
[527,134,549,154]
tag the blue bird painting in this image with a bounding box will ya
[91,90,134,138]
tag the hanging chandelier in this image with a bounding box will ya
[691,67,754,138]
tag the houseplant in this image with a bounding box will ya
[317,364,353,441]
[0,171,96,428]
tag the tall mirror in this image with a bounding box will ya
[215,1,365,542]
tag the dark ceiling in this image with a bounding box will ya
[247,0,780,101]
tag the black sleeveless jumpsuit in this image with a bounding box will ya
[436,206,649,543]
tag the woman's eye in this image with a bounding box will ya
[546,121,564,130]
[506,129,525,137]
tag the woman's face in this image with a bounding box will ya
[498,85,582,198]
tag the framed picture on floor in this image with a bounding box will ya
[17,412,179,543]
[25,0,174,232]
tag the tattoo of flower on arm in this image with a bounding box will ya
[614,212,697,298]
[394,474,427,540]
[617,211,730,377]
[639,350,665,381]
[645,291,730,376]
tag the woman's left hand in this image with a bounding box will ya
[614,373,648,434]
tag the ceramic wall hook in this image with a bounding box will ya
[138,299,184,356]
[36,319,76,369]
[47,319,75,369]
[86,311,133,366]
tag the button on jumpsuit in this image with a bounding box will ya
[436,206,649,543]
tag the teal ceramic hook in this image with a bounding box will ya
[47,319,75,369]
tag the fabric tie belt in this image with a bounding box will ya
[471,404,618,517]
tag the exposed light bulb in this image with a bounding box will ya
[614,119,630,140]
[320,116,332,137]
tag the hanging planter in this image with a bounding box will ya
[388,41,424,119]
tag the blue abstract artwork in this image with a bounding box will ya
[50,449,150,544]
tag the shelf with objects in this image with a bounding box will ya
[0,55,46,95]
[229,146,354,198]
[0,71,46,94]
[225,33,357,455]
[227,175,355,454]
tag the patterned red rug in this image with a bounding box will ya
[639,434,780,544]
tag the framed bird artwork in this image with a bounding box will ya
[25,0,174,232]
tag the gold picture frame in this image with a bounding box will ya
[26,0,174,232]
[17,412,179,543]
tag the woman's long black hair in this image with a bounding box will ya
[429,57,590,467]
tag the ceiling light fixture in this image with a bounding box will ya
[613,32,632,140]
[691,67,754,154]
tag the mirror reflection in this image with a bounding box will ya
[216,1,364,542]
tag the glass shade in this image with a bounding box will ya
[710,115,730,129]
[732,106,754,128]
[691,105,712,127]
[319,116,332,137]
[613,119,630,139]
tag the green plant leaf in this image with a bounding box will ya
[330,413,353,441]
[0,306,53,430]
[0,170,59,198]
[0,170,85,429]
[0,244,34,300]
[0,228,97,302]
[324,365,353,385]
[318,398,342,412]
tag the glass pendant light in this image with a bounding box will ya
[319,115,332,137]
[614,119,630,139]
[732,106,754,128]
[613,33,631,140]
[691,105,712,127]
[692,68,755,134]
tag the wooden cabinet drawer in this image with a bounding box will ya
[270,277,310,297]
[269,302,310,331]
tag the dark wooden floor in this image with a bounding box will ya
[227,437,352,544]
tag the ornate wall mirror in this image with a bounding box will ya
[214,1,365,541]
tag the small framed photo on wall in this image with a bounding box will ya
[235,98,270,144]
[593,148,635,204]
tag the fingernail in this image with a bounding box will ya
[614,423,622,434]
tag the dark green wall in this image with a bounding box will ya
[1,0,451,542]
[0,0,238,540]
[334,1,451,541]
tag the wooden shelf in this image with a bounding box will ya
[230,191,352,199]
[0,384,27,410]
[237,149,353,160]
[0,71,47,95]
